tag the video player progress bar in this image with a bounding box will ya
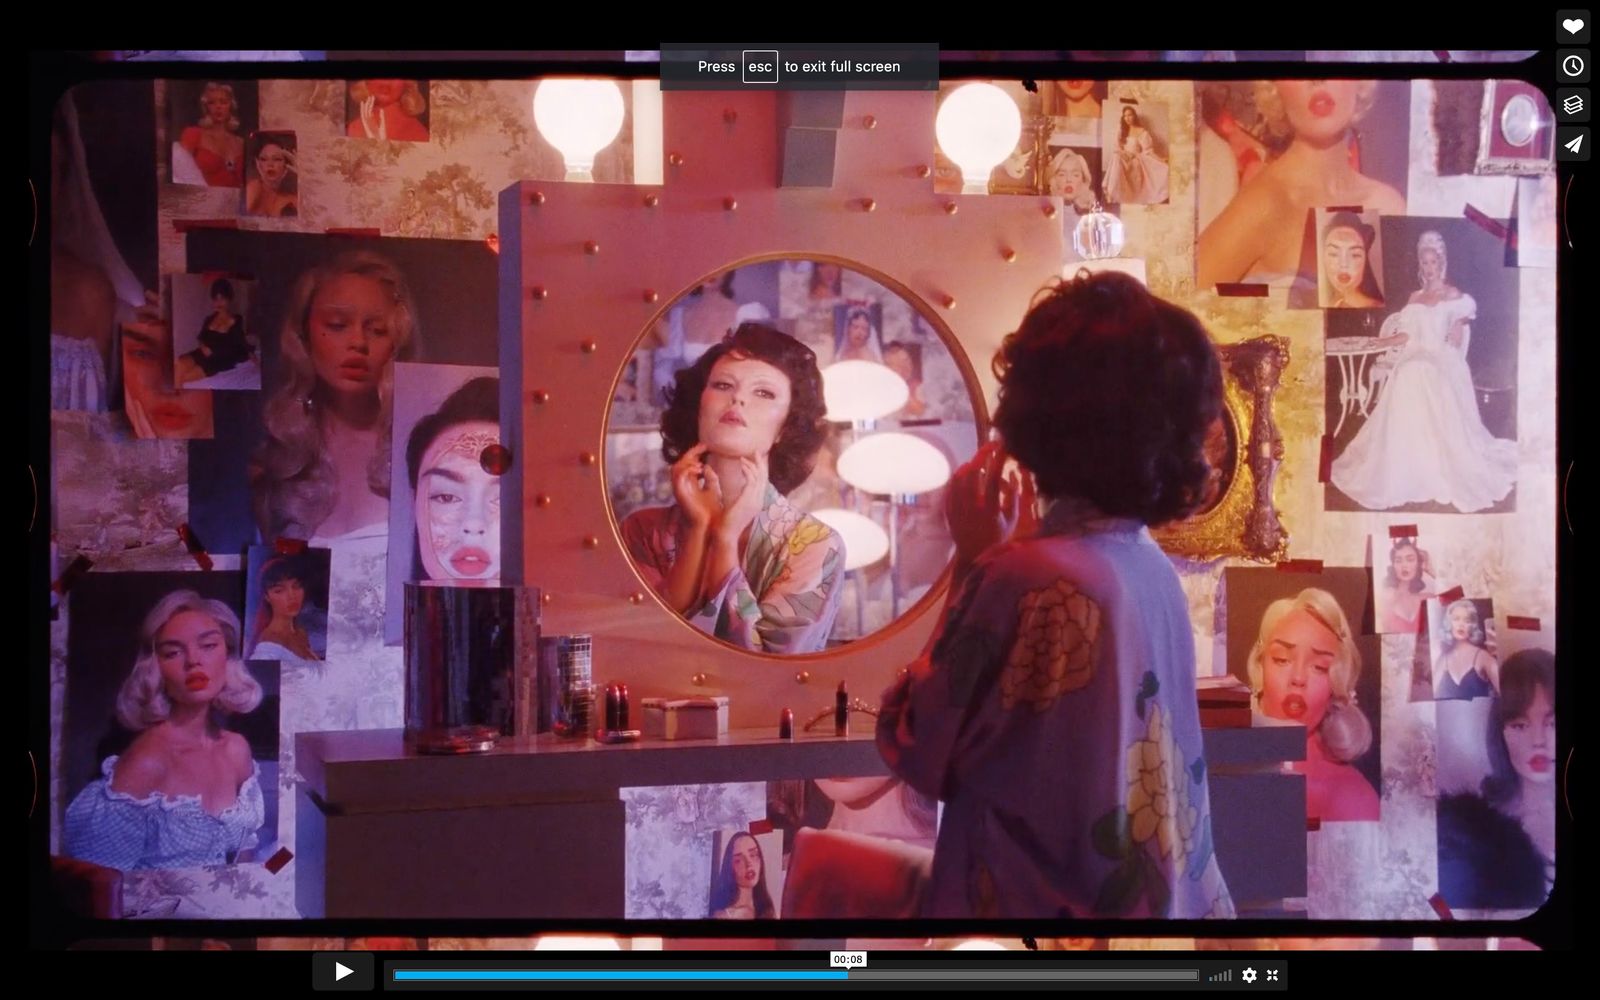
[393,969,1201,982]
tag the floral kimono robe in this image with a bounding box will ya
[621,485,847,654]
[877,506,1236,919]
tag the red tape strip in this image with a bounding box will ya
[1215,283,1270,297]
[1437,586,1466,604]
[1388,524,1419,538]
[1278,559,1324,573]
[1305,817,1321,832]
[1326,204,1364,213]
[274,537,309,555]
[1463,204,1509,241]
[1506,616,1542,631]
[172,219,240,233]
[264,847,293,874]
[325,227,382,237]
[177,524,213,571]
[1319,435,1335,483]
[1429,892,1456,920]
[747,819,775,836]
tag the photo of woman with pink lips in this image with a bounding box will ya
[404,376,502,584]
[1246,587,1380,822]
[346,79,430,142]
[120,298,215,440]
[1376,536,1436,635]
[251,251,419,545]
[244,131,298,218]
[1318,211,1385,309]
[63,590,267,871]
[1198,81,1407,290]
[244,550,329,664]
[1437,649,1555,910]
[176,82,246,189]
[709,831,777,919]
[1431,598,1500,700]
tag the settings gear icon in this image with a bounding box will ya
[1242,968,1259,984]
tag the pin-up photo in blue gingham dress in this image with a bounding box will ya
[64,756,265,870]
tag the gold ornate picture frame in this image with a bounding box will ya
[1154,335,1290,563]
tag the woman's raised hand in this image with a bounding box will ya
[947,441,1038,570]
[671,444,724,528]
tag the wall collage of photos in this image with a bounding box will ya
[47,74,1557,930]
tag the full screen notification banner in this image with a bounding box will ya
[660,44,939,90]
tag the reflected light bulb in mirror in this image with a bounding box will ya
[838,432,952,496]
[810,509,890,571]
[822,360,910,423]
[533,79,626,182]
[935,83,1023,195]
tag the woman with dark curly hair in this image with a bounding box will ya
[621,323,846,654]
[1437,649,1554,910]
[878,271,1236,919]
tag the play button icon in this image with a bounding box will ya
[314,953,374,991]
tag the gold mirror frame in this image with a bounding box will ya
[1154,335,1289,563]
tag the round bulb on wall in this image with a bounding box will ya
[533,936,622,951]
[822,360,909,423]
[532,79,626,183]
[838,432,951,496]
[935,83,1022,196]
[809,508,890,571]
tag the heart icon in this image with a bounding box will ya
[1565,17,1585,33]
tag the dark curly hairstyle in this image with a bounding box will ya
[992,271,1223,525]
[406,376,501,490]
[660,323,827,495]
[1482,649,1555,810]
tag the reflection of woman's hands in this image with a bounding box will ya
[358,96,387,140]
[715,455,769,544]
[671,444,723,528]
[947,442,1038,572]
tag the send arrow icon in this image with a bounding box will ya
[335,963,354,982]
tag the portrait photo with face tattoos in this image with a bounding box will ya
[61,572,282,872]
[243,545,330,664]
[1196,80,1411,292]
[119,279,215,440]
[345,79,431,142]
[243,130,298,219]
[1313,208,1386,310]
[1325,216,1520,514]
[384,363,501,645]
[707,828,784,919]
[1225,567,1381,823]
[166,80,257,189]
[170,272,259,391]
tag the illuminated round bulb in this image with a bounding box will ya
[535,493,553,507]
[584,240,600,255]
[668,152,684,166]
[582,535,599,550]
[530,286,549,301]
[723,196,738,211]
[528,190,546,206]
[952,940,1010,951]
[860,198,877,212]
[579,452,597,467]
[644,193,660,207]
[935,83,1022,195]
[809,508,890,571]
[941,294,957,310]
[629,592,645,605]
[1002,248,1017,263]
[723,108,738,124]
[532,80,625,183]
[479,444,512,476]
[943,201,959,216]
[916,164,932,179]
[862,114,878,129]
[838,432,952,496]
[1043,203,1059,219]
[541,592,553,604]
[795,671,811,684]
[531,389,550,404]
[822,360,909,422]
[643,289,659,303]
[580,339,598,354]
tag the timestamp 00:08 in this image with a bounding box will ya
[830,951,869,968]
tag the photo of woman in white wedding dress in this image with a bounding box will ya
[1329,225,1518,513]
